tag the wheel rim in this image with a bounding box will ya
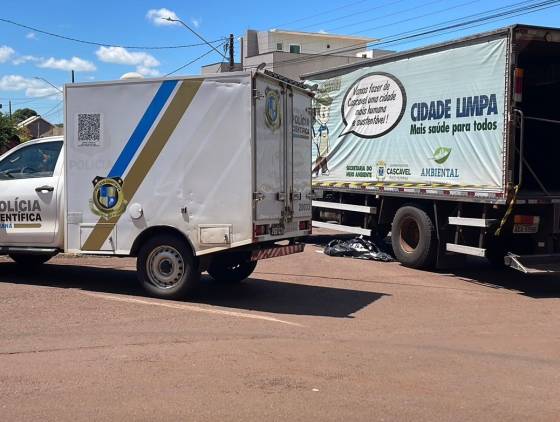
[146,245,185,289]
[400,217,420,253]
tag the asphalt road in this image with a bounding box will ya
[1,230,559,421]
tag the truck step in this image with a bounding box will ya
[312,220,372,236]
[446,243,486,257]
[504,253,560,274]
[312,201,377,214]
[448,217,496,227]
[0,246,59,255]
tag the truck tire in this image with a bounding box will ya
[136,234,200,299]
[391,205,437,269]
[9,253,52,266]
[207,256,257,283]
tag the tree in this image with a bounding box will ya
[0,112,33,152]
[12,107,38,124]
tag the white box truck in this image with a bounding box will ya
[0,71,313,298]
[305,25,560,273]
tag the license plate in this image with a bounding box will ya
[513,223,538,234]
[270,224,284,236]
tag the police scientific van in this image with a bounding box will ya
[0,71,313,299]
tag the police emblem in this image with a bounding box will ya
[90,176,127,219]
[376,160,386,181]
[264,87,281,131]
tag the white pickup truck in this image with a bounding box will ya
[0,136,64,260]
[0,71,313,299]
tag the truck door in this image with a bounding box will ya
[0,140,62,245]
[254,75,313,229]
[290,87,313,220]
[254,76,287,222]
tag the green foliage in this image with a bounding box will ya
[0,112,31,151]
[12,107,38,124]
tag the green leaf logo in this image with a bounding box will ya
[433,147,451,164]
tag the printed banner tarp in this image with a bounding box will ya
[308,38,507,190]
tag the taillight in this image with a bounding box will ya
[514,68,524,103]
[514,215,539,225]
[299,220,311,231]
[254,224,267,237]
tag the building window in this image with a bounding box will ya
[361,54,367,58]
[276,42,283,51]
[327,44,331,49]
[289,44,301,54]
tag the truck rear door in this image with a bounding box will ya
[254,74,312,236]
[254,75,286,223]
[290,86,313,220]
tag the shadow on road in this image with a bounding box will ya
[447,257,560,299]
[303,232,560,300]
[0,262,386,318]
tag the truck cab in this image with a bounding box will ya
[0,136,64,263]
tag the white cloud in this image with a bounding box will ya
[26,32,37,40]
[191,17,201,28]
[39,56,96,72]
[96,46,159,68]
[12,55,42,65]
[0,75,61,97]
[136,66,161,77]
[0,45,15,63]
[318,29,328,34]
[146,8,180,26]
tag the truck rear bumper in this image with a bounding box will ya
[250,243,305,261]
[504,253,560,274]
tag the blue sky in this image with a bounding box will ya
[1,0,559,123]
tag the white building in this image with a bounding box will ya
[202,29,392,80]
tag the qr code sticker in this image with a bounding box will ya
[77,113,102,147]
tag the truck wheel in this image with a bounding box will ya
[207,256,257,283]
[137,234,200,299]
[9,253,52,266]
[391,205,437,269]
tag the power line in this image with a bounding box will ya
[38,100,63,119]
[271,0,371,29]
[329,0,464,34]
[164,18,228,60]
[256,0,449,56]
[0,17,225,50]
[244,0,560,71]
[296,0,409,31]
[165,45,226,76]
[378,0,560,48]
[320,0,483,39]
[350,0,539,35]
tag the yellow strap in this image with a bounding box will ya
[495,185,519,236]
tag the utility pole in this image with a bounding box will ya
[229,34,234,72]
[71,70,75,83]
[8,100,11,119]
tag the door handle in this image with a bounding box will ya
[35,185,54,193]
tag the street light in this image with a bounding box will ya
[33,76,63,93]
[163,17,228,61]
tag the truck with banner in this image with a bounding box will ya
[306,24,560,273]
[0,71,313,299]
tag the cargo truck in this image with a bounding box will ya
[305,24,560,273]
[0,71,313,298]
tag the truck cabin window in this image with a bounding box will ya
[0,141,62,180]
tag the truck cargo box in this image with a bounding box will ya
[64,72,312,256]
